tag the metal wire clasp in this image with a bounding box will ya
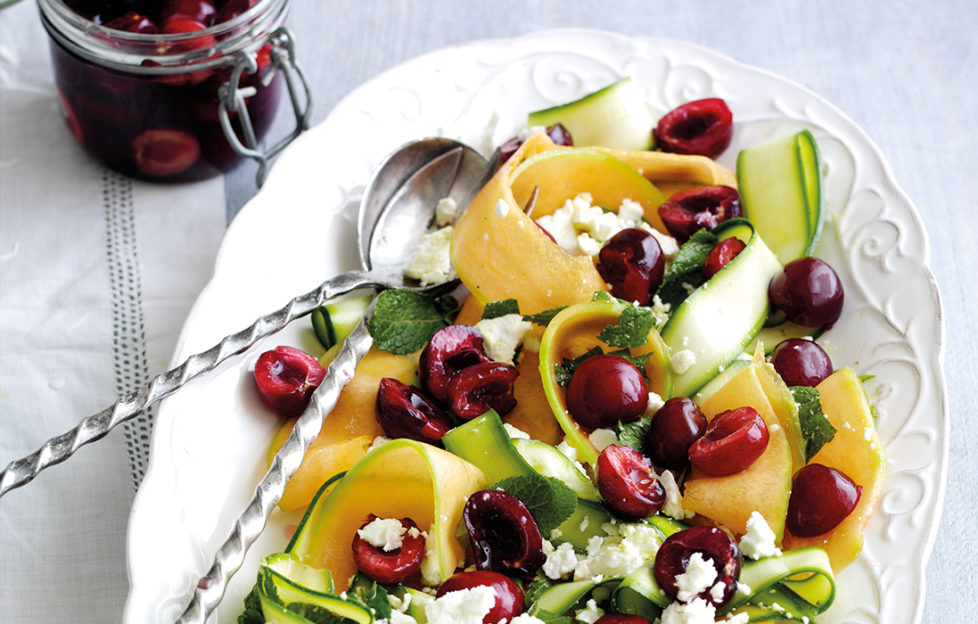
[218,27,312,187]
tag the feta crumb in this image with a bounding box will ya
[404,226,455,286]
[573,523,659,581]
[617,198,644,224]
[659,597,716,624]
[670,349,696,374]
[681,281,696,295]
[420,544,443,586]
[425,586,496,624]
[736,582,752,596]
[739,511,782,560]
[474,314,532,364]
[368,436,392,452]
[588,428,619,451]
[647,227,680,259]
[495,198,511,218]
[503,423,531,440]
[579,515,590,532]
[435,197,459,226]
[645,391,666,416]
[650,294,672,326]
[542,539,579,579]
[577,232,603,257]
[510,614,547,624]
[357,517,407,552]
[390,611,418,624]
[575,599,604,624]
[557,440,579,462]
[724,613,750,624]
[864,427,873,441]
[550,528,563,539]
[709,581,726,604]
[674,552,717,603]
[657,469,694,520]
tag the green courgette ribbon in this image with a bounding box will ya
[721,547,836,622]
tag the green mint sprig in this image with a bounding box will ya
[791,385,837,461]
[492,474,577,535]
[367,289,458,354]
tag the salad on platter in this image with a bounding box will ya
[234,79,885,624]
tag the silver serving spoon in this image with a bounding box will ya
[0,138,492,499]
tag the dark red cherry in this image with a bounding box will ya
[375,378,453,444]
[654,98,733,159]
[436,570,525,624]
[647,397,708,470]
[448,362,519,420]
[420,325,491,403]
[653,526,742,607]
[567,355,648,429]
[464,489,545,576]
[214,0,257,23]
[102,11,158,33]
[768,257,844,328]
[595,616,651,624]
[595,445,665,519]
[132,129,201,176]
[688,407,769,476]
[351,515,425,584]
[657,185,742,242]
[787,464,862,537]
[770,338,833,387]
[702,237,746,280]
[161,0,216,25]
[253,346,326,418]
[499,123,574,163]
[596,228,665,305]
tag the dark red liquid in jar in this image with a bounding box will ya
[41,0,285,182]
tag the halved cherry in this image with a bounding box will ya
[375,378,453,444]
[653,526,742,607]
[102,12,159,34]
[464,489,545,576]
[595,445,665,519]
[253,346,326,417]
[448,361,519,420]
[688,407,769,476]
[657,185,742,242]
[214,0,258,23]
[702,237,746,280]
[647,397,708,470]
[436,570,525,624]
[351,515,425,584]
[653,98,733,159]
[786,464,862,537]
[420,325,491,403]
[596,228,665,305]
[132,128,201,177]
[161,0,217,25]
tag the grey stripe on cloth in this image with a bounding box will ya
[102,170,154,491]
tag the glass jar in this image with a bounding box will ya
[37,0,310,183]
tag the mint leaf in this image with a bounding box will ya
[524,573,553,605]
[287,603,346,624]
[791,385,837,461]
[598,306,655,348]
[368,289,452,354]
[348,574,391,620]
[523,306,568,326]
[607,349,652,373]
[237,584,264,624]
[482,298,520,320]
[554,346,603,386]
[618,415,652,452]
[656,229,718,309]
[493,474,577,535]
[592,290,615,303]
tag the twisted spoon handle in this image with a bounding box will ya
[175,301,377,624]
[0,270,384,498]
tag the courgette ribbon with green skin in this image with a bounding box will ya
[723,547,836,621]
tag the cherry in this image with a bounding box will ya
[102,12,159,33]
[594,616,651,624]
[253,346,326,418]
[375,378,454,444]
[464,489,545,576]
[131,128,201,176]
[688,407,769,476]
[161,0,217,26]
[596,228,665,305]
[653,526,742,607]
[768,257,845,328]
[770,338,833,387]
[214,0,258,24]
[653,98,733,159]
[351,515,425,584]
[702,237,746,280]
[657,185,742,242]
[787,463,862,537]
[595,445,665,519]
[57,91,84,144]
[566,355,648,429]
[499,123,574,163]
[647,397,708,470]
[436,570,525,624]
[448,361,519,420]
[420,325,491,403]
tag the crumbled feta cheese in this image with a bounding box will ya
[674,552,717,603]
[389,611,419,624]
[645,391,666,416]
[536,204,581,254]
[575,598,604,624]
[573,522,659,581]
[425,586,496,624]
[420,544,443,586]
[659,597,716,624]
[495,198,511,218]
[557,440,579,462]
[357,517,406,552]
[474,314,532,365]
[650,294,672,326]
[503,423,531,440]
[368,436,392,452]
[657,469,694,520]
[542,539,579,579]
[739,511,782,560]
[511,615,547,624]
[647,227,680,259]
[723,614,750,624]
[670,349,696,374]
[577,232,603,257]
[550,528,563,539]
[681,282,696,295]
[736,582,752,596]
[588,428,619,451]
[404,226,455,286]
[435,197,459,226]
[617,198,644,223]
[710,581,727,604]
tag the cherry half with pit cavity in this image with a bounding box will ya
[647,397,708,470]
[688,407,769,476]
[419,325,491,403]
[595,444,665,519]
[787,463,862,537]
[351,515,425,584]
[448,361,519,420]
[566,355,649,429]
[463,489,545,577]
[770,338,833,387]
[768,257,844,328]
[253,346,326,418]
[653,98,734,159]
[702,237,746,280]
[657,185,742,242]
[375,378,454,444]
[499,123,573,163]
[653,526,742,607]
[596,228,665,305]
[132,128,201,176]
[436,570,525,624]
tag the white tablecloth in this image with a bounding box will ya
[1,0,975,622]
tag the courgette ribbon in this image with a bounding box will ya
[721,547,836,621]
